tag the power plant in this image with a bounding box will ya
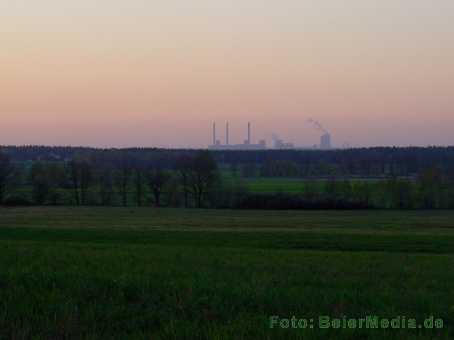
[307,118,332,149]
[208,119,334,150]
[209,122,266,150]
[320,133,332,150]
[272,134,295,149]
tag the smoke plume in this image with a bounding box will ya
[307,118,328,134]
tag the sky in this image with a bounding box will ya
[1,1,454,148]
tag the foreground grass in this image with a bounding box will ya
[0,208,453,339]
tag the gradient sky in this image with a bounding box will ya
[1,1,454,147]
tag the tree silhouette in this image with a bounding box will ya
[0,152,13,204]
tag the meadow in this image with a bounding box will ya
[237,177,382,194]
[0,207,453,339]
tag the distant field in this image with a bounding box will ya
[224,175,318,193]
[224,176,386,194]
[0,207,453,339]
[241,177,308,193]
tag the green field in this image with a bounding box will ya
[224,176,318,194]
[241,177,308,193]
[0,208,453,339]
[228,176,384,194]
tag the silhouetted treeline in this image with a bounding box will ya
[235,171,454,209]
[0,149,221,208]
[1,146,454,209]
[2,145,454,178]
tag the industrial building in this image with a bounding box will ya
[209,120,334,150]
[272,135,295,149]
[320,133,332,149]
[208,122,267,150]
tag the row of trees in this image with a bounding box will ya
[0,151,220,208]
[236,174,454,210]
[4,146,454,178]
[316,168,454,209]
[0,153,14,204]
[1,149,454,209]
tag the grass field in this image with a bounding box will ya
[227,176,385,194]
[224,176,322,194]
[240,177,308,193]
[0,207,453,339]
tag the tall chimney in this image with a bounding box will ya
[226,122,229,145]
[247,122,251,144]
[212,122,216,145]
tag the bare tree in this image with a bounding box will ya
[147,168,171,207]
[134,165,145,207]
[99,167,114,206]
[188,151,218,208]
[114,155,133,207]
[79,161,93,205]
[68,160,81,206]
[175,155,192,208]
[0,152,14,204]
[68,158,93,205]
[29,162,50,205]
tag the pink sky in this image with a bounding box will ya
[1,1,454,147]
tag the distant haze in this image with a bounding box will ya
[1,0,454,148]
